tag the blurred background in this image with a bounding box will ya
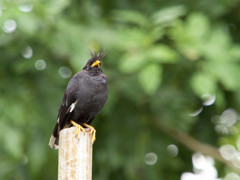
[1,0,240,179]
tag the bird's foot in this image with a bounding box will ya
[70,120,86,140]
[83,123,96,144]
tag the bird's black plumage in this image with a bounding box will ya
[49,50,108,149]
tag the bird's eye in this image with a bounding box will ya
[88,62,91,66]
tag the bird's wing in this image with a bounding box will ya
[50,74,80,147]
[58,90,77,129]
[58,74,80,129]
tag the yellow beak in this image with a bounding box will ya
[91,60,101,68]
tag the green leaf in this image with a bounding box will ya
[203,27,231,62]
[207,61,240,90]
[12,59,33,74]
[191,72,216,96]
[116,28,149,50]
[138,64,162,95]
[186,12,210,40]
[3,127,23,159]
[118,52,147,73]
[112,10,149,27]
[46,0,71,15]
[229,44,240,62]
[215,89,226,110]
[17,13,39,36]
[148,45,178,63]
[152,5,187,25]
[28,139,47,173]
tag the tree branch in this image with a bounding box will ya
[154,121,240,172]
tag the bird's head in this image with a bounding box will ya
[83,50,106,74]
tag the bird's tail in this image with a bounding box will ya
[49,123,59,149]
[49,135,58,149]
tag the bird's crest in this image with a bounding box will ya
[89,49,107,61]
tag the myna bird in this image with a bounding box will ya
[49,50,108,149]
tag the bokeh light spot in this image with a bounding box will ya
[18,4,33,12]
[219,144,236,161]
[22,46,33,59]
[215,124,228,135]
[46,16,55,25]
[22,155,28,165]
[167,144,179,157]
[58,66,72,78]
[144,152,158,165]
[232,152,240,168]
[236,138,240,151]
[224,173,240,180]
[2,19,17,33]
[189,107,203,116]
[211,109,238,135]
[181,172,199,180]
[211,115,220,124]
[196,165,218,180]
[201,94,215,106]
[220,109,238,127]
[228,126,238,135]
[35,60,46,71]
[192,153,217,179]
[192,152,206,169]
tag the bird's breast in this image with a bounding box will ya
[70,73,108,123]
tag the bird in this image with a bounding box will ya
[49,50,108,149]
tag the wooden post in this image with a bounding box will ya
[58,127,93,180]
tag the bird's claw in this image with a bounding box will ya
[71,120,85,141]
[83,123,96,144]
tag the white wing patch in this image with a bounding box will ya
[69,100,77,113]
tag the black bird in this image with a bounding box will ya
[49,50,108,149]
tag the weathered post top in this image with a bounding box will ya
[58,127,93,180]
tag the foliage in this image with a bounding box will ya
[1,0,240,179]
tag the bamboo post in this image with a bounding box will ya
[58,127,93,180]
